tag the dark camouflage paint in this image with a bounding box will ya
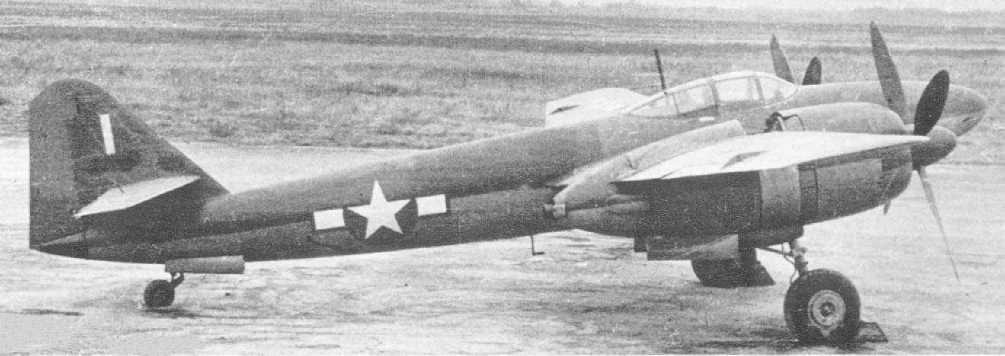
[28,77,987,264]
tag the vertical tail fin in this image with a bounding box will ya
[29,79,227,249]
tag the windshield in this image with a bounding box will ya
[715,77,761,107]
[674,84,715,114]
[631,82,715,118]
[758,75,797,102]
[631,94,677,117]
[630,72,790,117]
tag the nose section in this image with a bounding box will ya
[940,85,989,136]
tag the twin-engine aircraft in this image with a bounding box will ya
[29,23,987,344]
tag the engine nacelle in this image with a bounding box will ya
[767,102,907,135]
[549,121,746,237]
[643,148,914,241]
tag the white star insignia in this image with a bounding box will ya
[349,181,409,239]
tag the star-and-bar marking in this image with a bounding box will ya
[312,208,344,231]
[311,181,449,240]
[349,181,409,239]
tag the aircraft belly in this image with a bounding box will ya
[85,221,317,263]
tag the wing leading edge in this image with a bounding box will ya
[617,131,927,184]
[610,131,925,261]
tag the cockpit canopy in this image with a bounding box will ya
[629,71,797,118]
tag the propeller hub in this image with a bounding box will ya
[912,126,957,169]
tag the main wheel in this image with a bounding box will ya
[784,269,860,344]
[144,279,175,308]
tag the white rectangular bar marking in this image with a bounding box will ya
[99,114,116,155]
[416,195,448,216]
[313,208,344,230]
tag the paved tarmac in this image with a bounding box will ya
[1,137,1002,354]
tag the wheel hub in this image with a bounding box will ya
[807,290,846,336]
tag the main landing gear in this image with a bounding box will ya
[765,240,861,345]
[144,273,184,308]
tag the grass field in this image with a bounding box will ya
[0,1,1001,159]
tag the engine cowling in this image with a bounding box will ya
[641,147,913,244]
[766,102,907,135]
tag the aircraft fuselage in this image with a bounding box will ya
[82,112,715,262]
[39,77,988,265]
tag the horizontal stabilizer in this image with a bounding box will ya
[74,175,200,218]
[618,132,927,184]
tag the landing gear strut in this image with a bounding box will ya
[144,273,184,308]
[778,240,861,344]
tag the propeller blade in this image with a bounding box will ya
[917,167,961,282]
[770,35,795,83]
[913,70,950,136]
[802,57,822,85]
[870,22,907,118]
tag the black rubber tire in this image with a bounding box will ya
[691,258,745,288]
[144,279,175,308]
[784,269,861,345]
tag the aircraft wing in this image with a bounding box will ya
[544,88,646,127]
[609,131,925,261]
[617,131,927,184]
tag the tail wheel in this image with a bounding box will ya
[144,279,175,308]
[784,269,860,344]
